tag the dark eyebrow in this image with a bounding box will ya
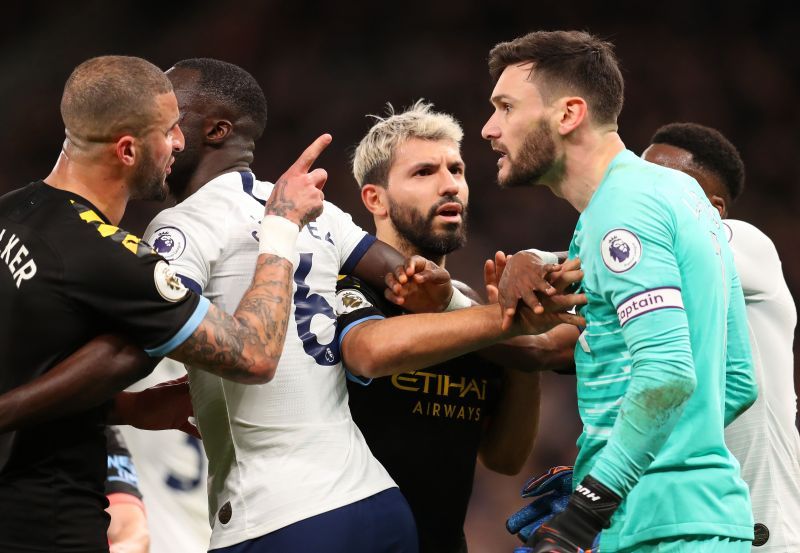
[490,93,516,105]
[409,161,439,173]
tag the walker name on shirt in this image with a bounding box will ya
[0,228,37,288]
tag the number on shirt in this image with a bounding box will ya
[293,253,340,366]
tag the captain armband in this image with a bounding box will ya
[258,215,300,262]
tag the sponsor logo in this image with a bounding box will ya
[616,287,684,326]
[153,260,189,302]
[601,229,642,273]
[335,288,371,315]
[151,227,186,261]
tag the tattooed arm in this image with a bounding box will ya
[167,134,330,384]
[168,255,293,383]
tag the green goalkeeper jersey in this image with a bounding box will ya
[568,149,756,551]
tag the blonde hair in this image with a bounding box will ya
[352,100,463,188]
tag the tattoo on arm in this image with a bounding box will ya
[265,179,296,219]
[170,255,293,382]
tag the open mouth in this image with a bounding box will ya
[436,202,463,222]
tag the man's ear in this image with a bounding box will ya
[361,184,388,217]
[114,135,137,167]
[206,119,233,144]
[556,97,588,136]
[709,194,727,219]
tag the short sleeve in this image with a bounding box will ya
[322,201,375,274]
[335,275,387,346]
[62,205,208,356]
[105,426,143,499]
[145,204,227,294]
[724,219,781,302]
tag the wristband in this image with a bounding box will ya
[258,215,300,261]
[524,248,559,265]
[445,287,472,311]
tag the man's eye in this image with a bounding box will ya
[415,168,433,176]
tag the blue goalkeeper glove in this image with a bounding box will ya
[525,474,620,553]
[507,466,574,543]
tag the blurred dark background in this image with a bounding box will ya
[2,1,797,551]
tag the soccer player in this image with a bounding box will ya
[338,101,581,553]
[0,55,328,552]
[482,31,757,552]
[149,58,417,553]
[154,58,582,553]
[105,427,149,553]
[643,122,800,552]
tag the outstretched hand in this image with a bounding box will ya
[266,134,331,228]
[113,375,200,439]
[384,255,455,313]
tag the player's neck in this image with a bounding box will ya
[557,131,625,213]
[375,226,447,268]
[44,149,128,225]
[175,149,253,203]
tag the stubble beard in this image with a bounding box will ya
[130,142,168,201]
[498,118,561,189]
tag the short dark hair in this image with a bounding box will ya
[61,55,173,143]
[172,58,267,140]
[488,30,624,125]
[650,122,745,202]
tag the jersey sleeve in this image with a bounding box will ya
[62,206,209,357]
[323,201,376,274]
[334,275,387,385]
[724,219,782,302]
[587,187,696,498]
[144,204,227,294]
[723,268,757,426]
[105,426,143,499]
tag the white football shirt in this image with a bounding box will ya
[120,358,211,553]
[723,219,800,551]
[145,171,395,549]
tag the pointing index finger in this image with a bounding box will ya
[290,134,332,175]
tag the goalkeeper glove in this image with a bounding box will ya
[526,474,620,553]
[507,466,574,543]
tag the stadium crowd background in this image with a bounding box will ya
[1,2,797,551]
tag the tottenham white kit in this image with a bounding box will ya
[723,219,800,551]
[145,171,395,550]
[120,358,211,553]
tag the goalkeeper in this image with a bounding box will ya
[482,30,757,552]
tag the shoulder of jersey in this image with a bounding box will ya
[68,199,156,258]
[723,218,779,255]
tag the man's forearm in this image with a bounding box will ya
[478,324,578,372]
[0,335,156,433]
[479,368,540,475]
[343,304,515,377]
[169,253,293,384]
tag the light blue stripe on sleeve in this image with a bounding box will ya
[145,295,211,357]
[338,314,384,386]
